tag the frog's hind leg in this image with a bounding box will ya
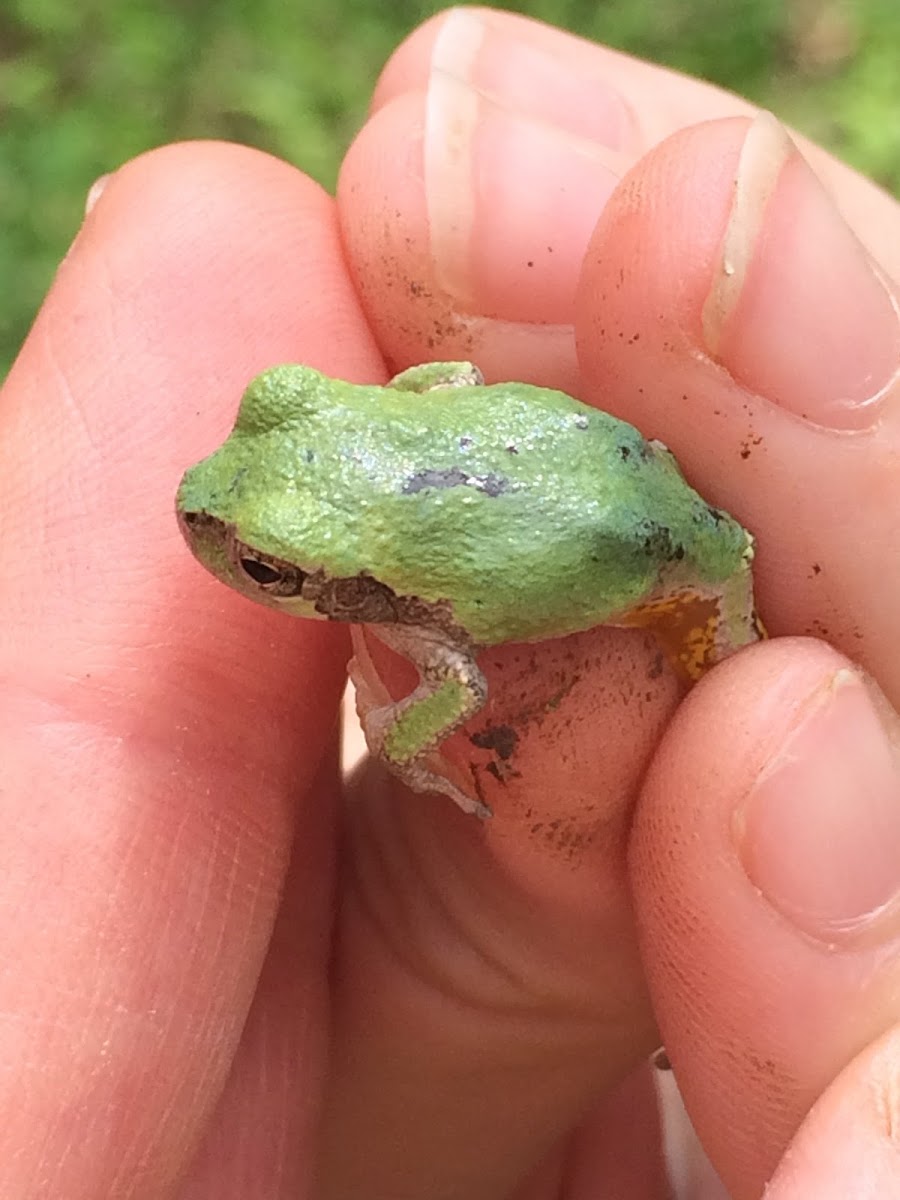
[712,558,766,657]
[348,625,491,818]
[621,561,764,684]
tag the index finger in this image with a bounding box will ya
[0,141,377,1194]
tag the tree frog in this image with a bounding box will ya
[176,362,763,818]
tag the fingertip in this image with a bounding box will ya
[572,117,900,694]
[765,1026,900,1199]
[576,111,898,437]
[338,86,584,388]
[575,115,752,424]
[631,636,900,1192]
[35,139,381,393]
[369,10,442,108]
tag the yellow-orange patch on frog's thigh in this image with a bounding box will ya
[618,592,723,683]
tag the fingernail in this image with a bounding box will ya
[85,173,112,215]
[737,668,900,943]
[701,112,900,431]
[424,9,637,323]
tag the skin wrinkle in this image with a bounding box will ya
[182,785,336,1197]
[873,1055,900,1145]
[249,1014,289,1176]
[345,806,545,1017]
[36,317,92,432]
[4,736,281,1190]
[39,261,122,452]
[30,1016,152,1197]
[112,729,286,911]
[345,801,621,1031]
[122,798,244,976]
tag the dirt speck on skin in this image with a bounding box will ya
[526,813,596,860]
[462,649,586,799]
[487,758,513,787]
[448,628,681,864]
[469,724,518,760]
[648,652,666,679]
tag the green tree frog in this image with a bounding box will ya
[176,362,763,818]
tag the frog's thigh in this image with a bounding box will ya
[621,589,729,682]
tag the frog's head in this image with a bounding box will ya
[176,362,373,619]
[175,424,325,622]
[176,499,324,620]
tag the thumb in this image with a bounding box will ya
[630,637,900,1197]
[765,1024,900,1198]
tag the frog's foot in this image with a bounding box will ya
[364,722,492,820]
[387,362,484,393]
[348,624,492,819]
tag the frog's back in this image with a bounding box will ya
[239,371,751,644]
[314,377,651,514]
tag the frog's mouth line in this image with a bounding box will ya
[176,506,220,542]
[178,506,471,639]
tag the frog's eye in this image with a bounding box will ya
[235,548,308,597]
[240,557,282,586]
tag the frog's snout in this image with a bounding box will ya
[176,504,221,544]
[175,502,202,544]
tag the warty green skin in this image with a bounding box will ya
[176,362,761,817]
[177,363,752,642]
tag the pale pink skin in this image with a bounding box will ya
[3,8,900,1199]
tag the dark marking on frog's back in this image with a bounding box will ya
[402,468,511,497]
[636,519,685,563]
[619,438,655,464]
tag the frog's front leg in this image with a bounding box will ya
[348,624,491,819]
[388,362,484,393]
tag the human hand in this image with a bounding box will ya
[2,7,898,1198]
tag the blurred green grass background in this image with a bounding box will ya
[2,0,897,373]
